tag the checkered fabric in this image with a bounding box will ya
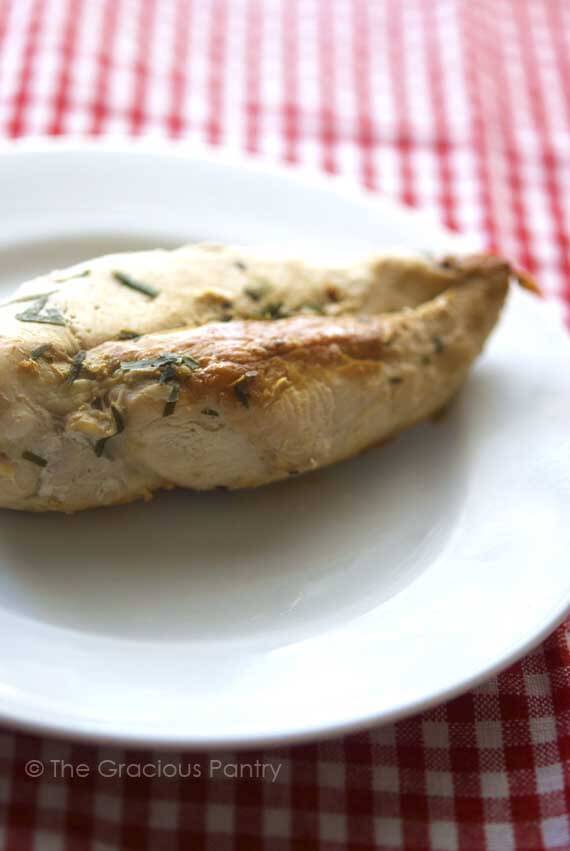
[0,0,569,848]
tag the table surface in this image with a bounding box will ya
[0,1,569,849]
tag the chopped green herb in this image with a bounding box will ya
[234,260,248,272]
[66,351,86,383]
[421,355,432,365]
[30,344,52,361]
[163,382,180,417]
[94,405,124,457]
[244,281,271,301]
[16,296,66,326]
[219,299,234,322]
[120,353,200,375]
[94,438,108,458]
[301,303,325,315]
[111,404,125,434]
[53,269,91,283]
[176,354,201,370]
[233,371,257,408]
[433,336,445,354]
[202,408,219,417]
[263,302,289,320]
[159,363,177,384]
[117,330,141,340]
[112,270,159,299]
[120,357,163,373]
[234,382,249,407]
[22,450,47,468]
[244,287,262,301]
[389,376,403,385]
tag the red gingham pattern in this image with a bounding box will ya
[0,1,569,849]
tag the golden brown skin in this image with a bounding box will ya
[0,246,524,512]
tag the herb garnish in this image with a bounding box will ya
[94,404,124,457]
[94,438,107,458]
[219,300,234,322]
[389,376,403,384]
[120,353,199,374]
[30,344,52,361]
[263,302,289,320]
[66,351,86,383]
[202,408,219,417]
[233,371,257,408]
[16,296,66,326]
[111,404,124,434]
[53,269,91,283]
[301,303,325,315]
[163,383,180,417]
[433,336,445,354]
[234,260,248,272]
[244,287,262,301]
[117,330,141,340]
[244,281,271,301]
[22,450,47,468]
[159,363,177,384]
[112,270,159,299]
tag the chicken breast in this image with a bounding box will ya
[0,244,531,512]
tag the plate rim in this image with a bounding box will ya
[0,599,568,751]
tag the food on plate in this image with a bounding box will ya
[0,243,536,512]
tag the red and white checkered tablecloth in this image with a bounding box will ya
[0,0,569,848]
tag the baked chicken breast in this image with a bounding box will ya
[0,244,532,512]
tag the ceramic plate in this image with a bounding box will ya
[0,139,568,748]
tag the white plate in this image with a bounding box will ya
[0,139,568,749]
